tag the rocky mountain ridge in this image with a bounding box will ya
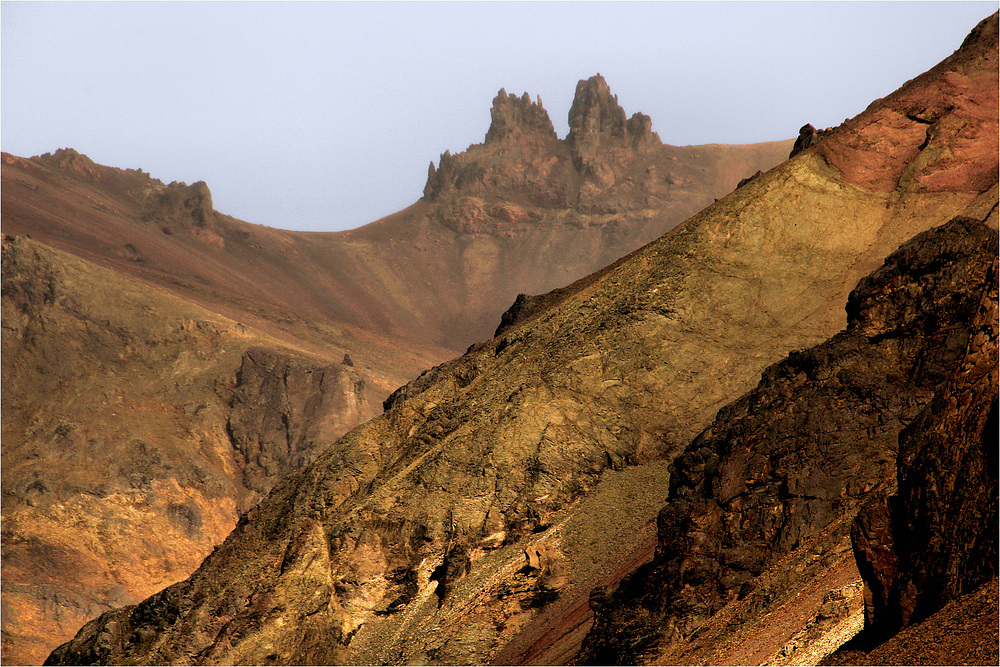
[40,13,998,666]
[3,78,791,353]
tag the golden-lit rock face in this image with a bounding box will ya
[37,13,1000,667]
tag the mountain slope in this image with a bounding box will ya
[43,13,998,666]
[0,235,405,666]
[1,77,790,664]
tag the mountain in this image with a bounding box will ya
[41,12,998,666]
[1,77,791,353]
[1,79,790,664]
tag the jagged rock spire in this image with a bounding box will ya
[567,75,627,154]
[485,88,557,143]
[567,74,658,171]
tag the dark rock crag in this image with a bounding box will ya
[789,123,819,158]
[849,249,998,640]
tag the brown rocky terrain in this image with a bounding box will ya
[579,15,1000,665]
[2,78,791,664]
[39,13,998,667]
[0,236,405,665]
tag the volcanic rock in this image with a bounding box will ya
[849,244,998,639]
[790,123,819,158]
[567,75,631,170]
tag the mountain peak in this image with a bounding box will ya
[485,88,557,144]
[567,74,660,171]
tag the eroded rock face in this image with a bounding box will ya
[817,13,998,193]
[423,73,787,223]
[485,89,558,144]
[567,75,630,170]
[229,347,370,495]
[577,214,999,664]
[145,180,220,242]
[851,248,998,639]
[0,237,379,665]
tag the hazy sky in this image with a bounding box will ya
[2,1,995,232]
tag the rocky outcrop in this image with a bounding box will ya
[566,75,628,169]
[566,75,661,192]
[423,74,786,227]
[567,75,659,171]
[423,89,564,203]
[485,89,558,144]
[143,180,224,246]
[850,247,998,640]
[228,347,371,496]
[577,214,999,664]
[736,169,763,189]
[789,124,819,158]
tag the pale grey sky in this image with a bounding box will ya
[2,1,995,231]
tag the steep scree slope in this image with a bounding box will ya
[43,14,998,666]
